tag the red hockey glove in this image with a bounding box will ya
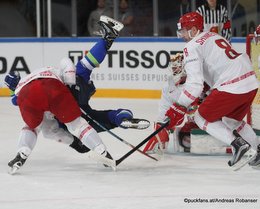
[165,103,187,130]
[143,123,169,154]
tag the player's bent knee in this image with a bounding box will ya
[65,116,94,139]
[222,117,241,129]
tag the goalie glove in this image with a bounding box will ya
[165,103,187,130]
[143,123,169,154]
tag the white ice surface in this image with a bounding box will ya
[0,97,259,209]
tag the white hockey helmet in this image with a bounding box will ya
[168,53,186,85]
[59,57,76,85]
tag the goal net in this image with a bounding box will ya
[246,34,260,131]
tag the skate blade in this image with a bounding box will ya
[231,149,257,171]
[100,15,124,32]
[251,165,260,170]
[8,165,20,175]
[120,119,150,130]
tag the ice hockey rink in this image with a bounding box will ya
[0,97,259,209]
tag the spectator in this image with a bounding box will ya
[197,0,231,42]
[231,0,247,37]
[248,21,256,34]
[87,0,113,36]
[118,0,134,36]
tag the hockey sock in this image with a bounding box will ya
[86,39,107,65]
[18,127,37,151]
[76,39,107,82]
[194,112,234,145]
[222,117,260,150]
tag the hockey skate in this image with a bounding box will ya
[88,144,116,170]
[228,131,257,171]
[102,151,113,167]
[98,15,124,49]
[248,145,260,169]
[8,153,27,175]
[120,118,150,130]
[89,150,116,171]
[70,136,91,153]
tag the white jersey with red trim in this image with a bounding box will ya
[15,57,76,95]
[15,67,63,95]
[157,76,183,122]
[177,31,259,107]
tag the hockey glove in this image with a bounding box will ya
[165,103,187,130]
[108,109,133,127]
[143,122,169,154]
[11,94,18,106]
[4,71,21,91]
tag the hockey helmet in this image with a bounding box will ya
[59,57,76,85]
[177,12,204,32]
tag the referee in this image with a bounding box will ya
[197,0,231,42]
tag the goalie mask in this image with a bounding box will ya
[59,57,76,85]
[168,53,186,86]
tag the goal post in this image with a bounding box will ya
[246,34,260,131]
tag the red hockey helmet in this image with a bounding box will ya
[177,12,204,32]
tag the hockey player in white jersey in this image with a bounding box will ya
[143,53,202,154]
[143,53,185,153]
[165,12,260,170]
[247,24,260,168]
[5,16,150,174]
[4,16,126,174]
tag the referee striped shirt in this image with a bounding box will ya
[197,3,231,42]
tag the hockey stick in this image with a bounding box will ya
[115,119,170,166]
[81,110,158,161]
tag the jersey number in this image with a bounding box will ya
[215,39,241,59]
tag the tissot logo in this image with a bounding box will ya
[0,56,30,74]
[69,51,84,63]
[68,50,181,69]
